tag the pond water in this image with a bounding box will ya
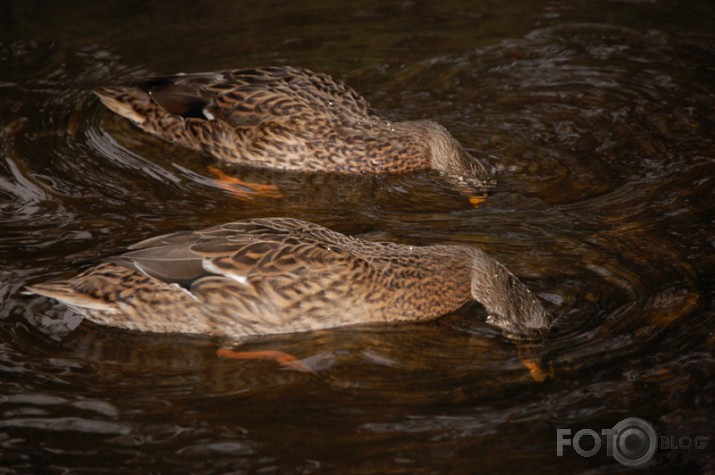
[1,1,713,473]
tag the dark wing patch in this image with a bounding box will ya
[111,243,205,289]
[148,89,211,120]
[137,73,224,120]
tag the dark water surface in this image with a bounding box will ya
[1,1,714,473]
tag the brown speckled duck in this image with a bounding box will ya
[27,218,548,340]
[94,66,493,190]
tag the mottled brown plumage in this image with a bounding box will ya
[94,66,493,189]
[26,218,548,340]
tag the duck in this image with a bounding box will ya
[26,218,548,341]
[94,66,494,194]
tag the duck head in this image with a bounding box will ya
[469,247,550,340]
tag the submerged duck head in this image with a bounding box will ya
[405,120,495,193]
[468,247,550,340]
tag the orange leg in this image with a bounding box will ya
[216,348,313,373]
[208,166,283,199]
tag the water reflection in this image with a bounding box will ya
[1,1,714,473]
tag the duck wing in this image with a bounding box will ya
[118,218,367,306]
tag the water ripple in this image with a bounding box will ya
[0,10,713,473]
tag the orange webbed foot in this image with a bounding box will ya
[208,166,283,200]
[216,348,313,373]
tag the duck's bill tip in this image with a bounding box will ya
[468,194,488,207]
